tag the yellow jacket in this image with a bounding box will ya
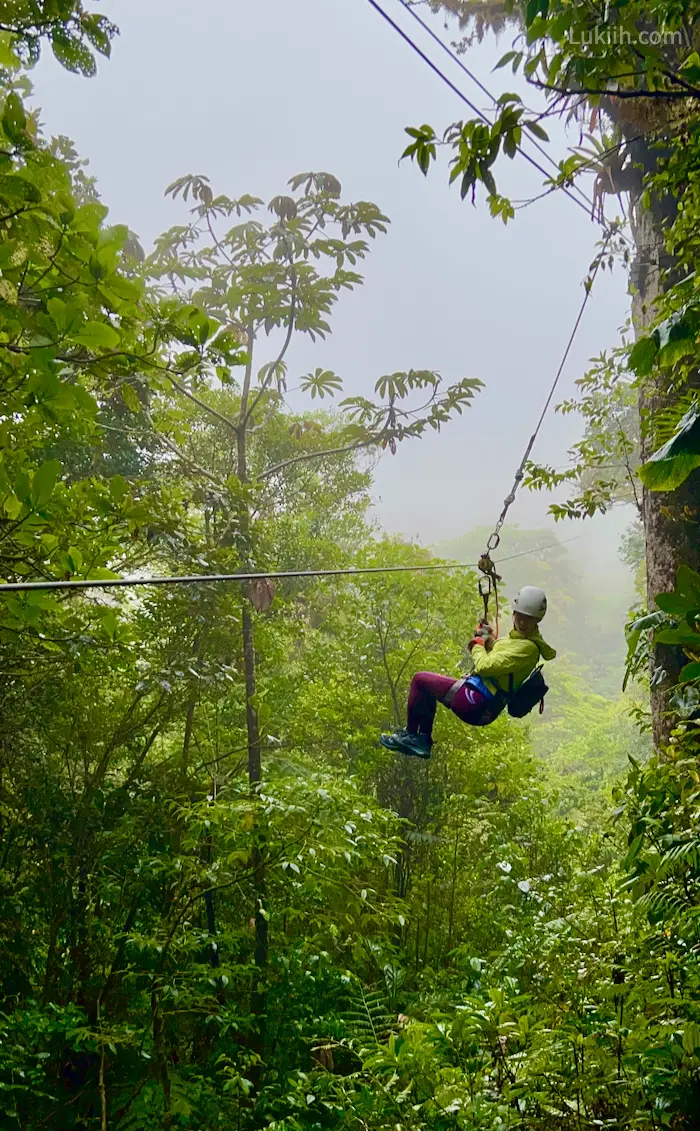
[470,628,556,695]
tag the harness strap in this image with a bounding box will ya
[443,677,466,708]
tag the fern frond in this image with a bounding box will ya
[338,980,397,1053]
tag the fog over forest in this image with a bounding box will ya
[3,0,699,1127]
[30,0,633,574]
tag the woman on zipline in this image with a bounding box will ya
[380,586,556,759]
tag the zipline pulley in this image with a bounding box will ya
[477,556,501,639]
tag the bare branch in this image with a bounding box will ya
[162,370,239,435]
[529,77,700,100]
[258,439,372,481]
[144,410,227,490]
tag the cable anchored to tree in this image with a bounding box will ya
[394,0,597,217]
[364,0,597,223]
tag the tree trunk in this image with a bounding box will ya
[241,604,262,783]
[628,146,700,749]
[446,823,460,959]
[236,341,269,1081]
[151,980,172,1131]
[242,598,268,1066]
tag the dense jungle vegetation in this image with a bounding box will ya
[1,1,700,1128]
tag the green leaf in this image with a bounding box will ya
[121,384,141,413]
[628,335,658,376]
[654,627,700,647]
[2,92,26,143]
[0,174,41,204]
[100,608,118,638]
[670,685,700,718]
[87,568,122,581]
[109,475,128,503]
[639,452,700,491]
[71,321,120,351]
[639,405,700,491]
[47,297,67,329]
[679,51,700,86]
[31,460,61,507]
[0,277,17,304]
[676,565,700,604]
[13,470,31,505]
[72,201,109,232]
[0,33,20,69]
[524,120,549,141]
[680,661,700,683]
[525,0,549,24]
[67,547,83,574]
[80,13,113,58]
[494,50,519,70]
[300,367,343,400]
[51,28,97,77]
[658,338,694,367]
[655,592,698,617]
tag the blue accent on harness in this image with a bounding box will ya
[465,674,495,700]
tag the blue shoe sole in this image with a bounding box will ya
[379,734,431,759]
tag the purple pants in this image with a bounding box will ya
[407,671,490,738]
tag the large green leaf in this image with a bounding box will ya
[639,405,700,492]
[71,321,120,351]
[655,592,698,618]
[654,627,700,647]
[51,27,97,77]
[2,92,26,144]
[628,335,658,377]
[676,565,700,605]
[680,661,700,683]
[31,460,61,507]
[0,174,42,204]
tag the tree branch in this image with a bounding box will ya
[162,370,239,435]
[144,410,227,490]
[244,264,298,427]
[529,77,700,100]
[258,439,372,482]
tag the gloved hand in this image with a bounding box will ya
[469,623,495,652]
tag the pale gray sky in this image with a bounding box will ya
[30,0,632,576]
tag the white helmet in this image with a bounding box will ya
[513,586,547,621]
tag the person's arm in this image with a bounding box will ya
[470,638,537,679]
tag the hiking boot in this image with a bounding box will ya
[379,730,432,759]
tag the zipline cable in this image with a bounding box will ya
[364,0,596,223]
[394,0,597,216]
[481,229,613,560]
[2,11,607,603]
[0,536,582,595]
[364,0,618,630]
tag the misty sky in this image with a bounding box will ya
[30,0,633,579]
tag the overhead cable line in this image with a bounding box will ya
[395,0,596,215]
[481,228,613,559]
[364,0,596,222]
[0,536,582,595]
